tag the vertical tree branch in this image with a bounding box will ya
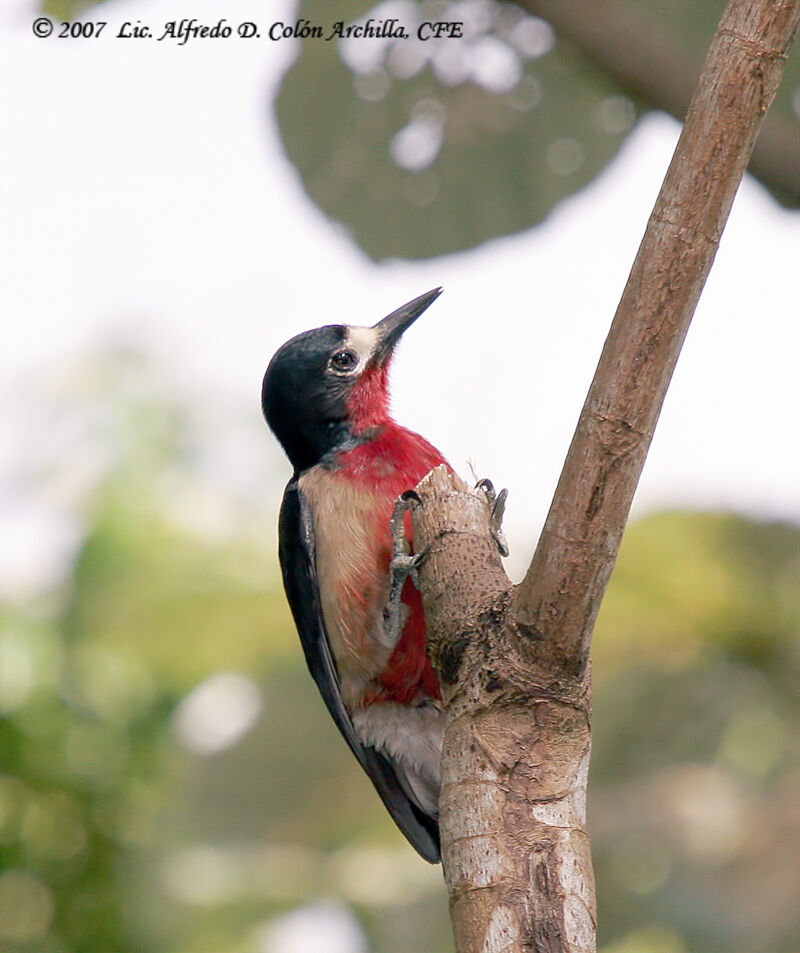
[514,0,800,660]
[412,468,595,953]
[410,2,800,952]
[518,0,800,205]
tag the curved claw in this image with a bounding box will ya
[476,478,510,558]
[385,493,424,649]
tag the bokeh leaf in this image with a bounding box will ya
[276,0,800,260]
[2,345,798,950]
[276,0,638,259]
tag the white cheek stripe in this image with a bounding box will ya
[344,326,380,373]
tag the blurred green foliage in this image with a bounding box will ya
[276,0,800,258]
[40,0,108,22]
[20,2,800,949]
[1,359,798,952]
[592,513,800,953]
[276,0,634,259]
[43,0,800,259]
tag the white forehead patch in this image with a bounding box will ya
[344,326,380,369]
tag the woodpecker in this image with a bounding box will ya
[262,288,447,863]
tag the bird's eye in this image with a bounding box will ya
[330,349,358,373]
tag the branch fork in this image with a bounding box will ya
[405,4,800,950]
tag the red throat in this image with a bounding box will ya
[346,363,391,432]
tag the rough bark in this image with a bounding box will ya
[408,2,800,951]
[410,467,594,953]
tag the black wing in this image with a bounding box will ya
[278,477,441,863]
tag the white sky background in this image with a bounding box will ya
[2,0,800,596]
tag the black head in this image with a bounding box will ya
[262,288,442,473]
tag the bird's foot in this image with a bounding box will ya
[476,478,510,557]
[384,491,425,648]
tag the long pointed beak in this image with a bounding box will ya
[371,287,443,364]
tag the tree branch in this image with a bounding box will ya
[410,467,595,953]
[515,0,800,662]
[519,0,800,206]
[410,1,800,951]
